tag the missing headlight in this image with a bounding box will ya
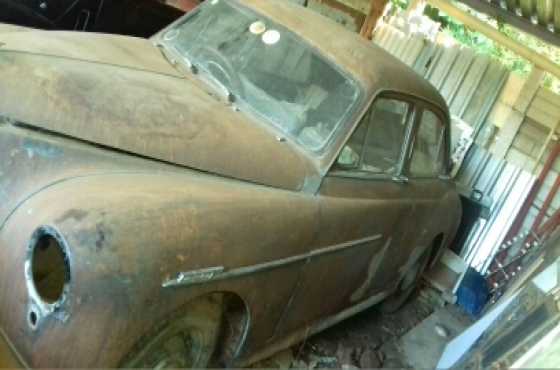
[25,226,71,324]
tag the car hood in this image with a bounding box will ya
[0,29,308,191]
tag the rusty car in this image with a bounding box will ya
[0,0,461,367]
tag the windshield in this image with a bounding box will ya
[159,0,360,150]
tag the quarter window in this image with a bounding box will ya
[336,98,410,175]
[409,110,445,177]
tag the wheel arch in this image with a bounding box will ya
[119,290,252,368]
[216,291,252,366]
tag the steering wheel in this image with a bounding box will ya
[194,46,245,99]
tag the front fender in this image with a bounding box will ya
[0,172,316,367]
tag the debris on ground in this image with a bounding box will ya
[253,287,439,368]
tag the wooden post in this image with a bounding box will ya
[360,0,390,40]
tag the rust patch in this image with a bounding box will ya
[94,223,109,251]
[76,222,112,252]
[56,209,89,224]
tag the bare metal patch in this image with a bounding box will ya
[351,238,391,303]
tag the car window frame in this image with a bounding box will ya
[403,101,451,180]
[328,91,419,181]
[154,0,364,155]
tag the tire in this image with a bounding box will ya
[378,247,432,314]
[121,296,222,369]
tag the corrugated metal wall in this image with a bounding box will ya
[456,147,534,271]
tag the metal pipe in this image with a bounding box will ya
[505,141,560,239]
[425,0,560,79]
[530,173,560,234]
[535,206,560,239]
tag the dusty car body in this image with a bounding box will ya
[0,0,461,367]
[0,0,185,37]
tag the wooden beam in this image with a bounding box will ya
[360,0,389,39]
[425,0,560,80]
[456,0,560,48]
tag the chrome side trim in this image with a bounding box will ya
[162,267,225,288]
[162,234,383,288]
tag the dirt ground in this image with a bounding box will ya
[252,286,442,369]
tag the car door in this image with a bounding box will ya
[402,103,452,251]
[273,93,421,337]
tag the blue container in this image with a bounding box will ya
[456,267,489,317]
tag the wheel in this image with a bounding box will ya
[379,247,432,314]
[121,296,222,369]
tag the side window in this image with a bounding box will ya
[409,110,445,177]
[336,98,410,175]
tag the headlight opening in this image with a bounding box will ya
[25,226,71,328]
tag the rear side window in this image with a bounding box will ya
[336,98,410,175]
[410,110,445,177]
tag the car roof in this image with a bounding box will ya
[239,0,448,114]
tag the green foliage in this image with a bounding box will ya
[423,3,560,93]
[390,0,409,11]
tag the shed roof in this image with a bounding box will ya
[457,0,560,47]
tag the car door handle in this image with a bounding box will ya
[392,175,409,184]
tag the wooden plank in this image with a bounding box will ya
[506,148,531,168]
[440,48,475,103]
[537,87,560,106]
[380,26,403,55]
[518,119,549,138]
[514,68,544,112]
[512,134,538,156]
[427,47,459,90]
[531,99,560,119]
[491,110,525,158]
[393,30,411,59]
[463,61,507,127]
[488,101,514,129]
[527,105,560,130]
[498,74,526,107]
[412,40,438,76]
[529,93,560,118]
[449,54,489,116]
[401,34,425,66]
